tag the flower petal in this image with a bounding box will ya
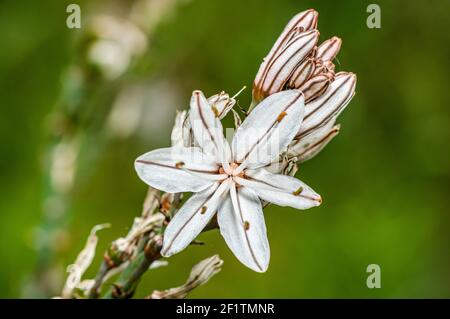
[135,147,219,193]
[171,110,189,147]
[297,72,356,138]
[236,168,321,209]
[298,73,333,102]
[207,92,236,119]
[316,36,342,62]
[218,183,269,272]
[288,122,340,163]
[232,90,304,170]
[288,57,316,88]
[190,90,231,164]
[254,30,319,99]
[161,180,231,257]
[278,9,319,44]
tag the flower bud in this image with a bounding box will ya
[298,73,334,102]
[281,9,319,36]
[297,72,356,138]
[316,36,342,62]
[288,123,340,162]
[253,9,319,101]
[207,91,236,119]
[312,59,336,77]
[288,57,316,88]
[253,30,319,101]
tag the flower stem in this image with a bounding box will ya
[103,235,162,299]
[87,261,110,299]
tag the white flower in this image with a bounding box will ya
[135,89,321,272]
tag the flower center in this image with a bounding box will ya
[219,162,244,178]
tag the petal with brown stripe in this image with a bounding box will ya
[190,90,232,164]
[232,90,304,169]
[298,72,356,138]
[161,179,231,257]
[218,183,269,273]
[237,168,322,210]
[135,147,221,193]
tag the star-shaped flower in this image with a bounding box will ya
[135,89,321,272]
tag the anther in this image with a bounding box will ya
[211,105,220,117]
[231,86,247,99]
[200,206,207,214]
[244,221,250,231]
[175,161,185,168]
[292,186,303,196]
[277,111,287,122]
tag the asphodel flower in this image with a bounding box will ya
[135,90,321,272]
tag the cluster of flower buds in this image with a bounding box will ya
[252,9,356,169]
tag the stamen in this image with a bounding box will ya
[292,187,304,196]
[244,221,250,231]
[277,111,287,122]
[214,91,224,103]
[232,162,246,176]
[200,206,207,214]
[211,105,220,117]
[221,160,231,175]
[231,86,247,99]
[178,166,228,181]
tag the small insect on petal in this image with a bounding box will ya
[243,221,250,231]
[200,206,207,215]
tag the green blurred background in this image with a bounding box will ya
[0,0,449,298]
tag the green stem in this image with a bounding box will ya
[103,235,162,299]
[87,261,110,299]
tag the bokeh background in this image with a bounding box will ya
[0,0,449,298]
